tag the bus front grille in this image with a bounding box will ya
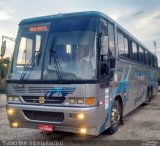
[23,110,64,122]
[22,96,65,104]
[13,87,53,94]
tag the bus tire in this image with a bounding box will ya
[145,89,151,104]
[150,87,153,100]
[107,99,121,135]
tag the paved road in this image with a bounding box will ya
[0,93,160,145]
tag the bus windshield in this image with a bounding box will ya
[9,23,50,80]
[9,17,97,81]
[43,31,96,80]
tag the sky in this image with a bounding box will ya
[0,0,160,64]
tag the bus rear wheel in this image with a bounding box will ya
[145,89,151,104]
[107,99,121,134]
[150,88,153,100]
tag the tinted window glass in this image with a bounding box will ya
[118,32,129,58]
[156,58,158,68]
[118,33,124,56]
[10,23,50,80]
[132,42,138,61]
[150,55,153,67]
[43,31,97,80]
[108,23,115,57]
[154,56,158,68]
[124,37,129,58]
[139,47,144,63]
[100,19,108,34]
[152,55,156,67]
[148,53,151,66]
[50,17,97,32]
[145,51,150,65]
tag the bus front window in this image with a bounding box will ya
[43,31,97,80]
[9,17,98,81]
[9,24,49,80]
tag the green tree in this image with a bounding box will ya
[0,57,10,79]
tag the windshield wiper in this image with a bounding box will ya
[20,40,43,80]
[49,38,63,82]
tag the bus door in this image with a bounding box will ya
[98,18,116,128]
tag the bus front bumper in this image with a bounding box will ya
[6,104,99,136]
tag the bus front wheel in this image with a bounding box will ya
[107,99,121,134]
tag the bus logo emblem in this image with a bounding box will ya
[39,97,45,104]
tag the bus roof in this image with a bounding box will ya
[19,11,156,57]
[19,11,114,25]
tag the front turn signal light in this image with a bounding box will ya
[86,97,95,106]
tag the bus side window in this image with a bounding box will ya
[108,23,115,57]
[131,41,138,61]
[152,55,157,68]
[139,47,144,64]
[145,51,150,66]
[151,55,154,67]
[154,56,158,68]
[148,53,152,67]
[124,37,129,58]
[117,32,129,59]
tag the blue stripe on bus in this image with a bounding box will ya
[99,65,132,133]
[44,84,77,97]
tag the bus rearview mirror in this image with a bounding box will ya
[100,35,109,56]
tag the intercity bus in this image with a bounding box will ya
[6,11,158,136]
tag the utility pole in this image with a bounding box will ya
[153,41,157,55]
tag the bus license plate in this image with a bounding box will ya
[38,124,54,132]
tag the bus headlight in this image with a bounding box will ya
[69,98,85,105]
[7,96,21,103]
[68,97,95,105]
[69,98,77,104]
[77,98,85,104]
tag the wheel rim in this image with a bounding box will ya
[111,106,120,127]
